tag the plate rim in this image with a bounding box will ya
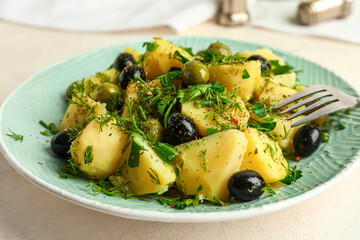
[1,36,360,222]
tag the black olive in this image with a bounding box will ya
[118,65,146,89]
[113,53,135,71]
[247,55,271,70]
[227,170,265,202]
[51,130,73,158]
[293,125,322,157]
[167,113,198,145]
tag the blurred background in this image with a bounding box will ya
[1,1,360,240]
[0,0,358,43]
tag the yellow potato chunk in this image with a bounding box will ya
[259,82,297,107]
[71,118,128,179]
[143,37,194,80]
[241,48,285,65]
[174,129,248,201]
[241,128,288,183]
[118,133,176,195]
[181,97,249,137]
[59,96,107,131]
[208,61,261,102]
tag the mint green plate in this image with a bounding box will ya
[1,36,360,222]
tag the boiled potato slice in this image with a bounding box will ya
[173,129,248,201]
[59,96,107,131]
[270,72,296,88]
[259,82,297,107]
[208,61,261,102]
[71,118,128,179]
[181,97,249,137]
[241,48,285,65]
[121,82,139,118]
[241,128,288,183]
[143,37,194,80]
[253,72,296,101]
[118,133,176,195]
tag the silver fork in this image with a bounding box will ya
[273,84,360,128]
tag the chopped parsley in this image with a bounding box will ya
[242,69,250,79]
[338,122,346,130]
[262,184,276,195]
[280,166,303,185]
[153,142,179,165]
[206,128,218,136]
[143,42,159,52]
[253,102,266,118]
[128,135,147,168]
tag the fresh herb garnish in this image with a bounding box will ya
[143,42,159,52]
[198,51,245,65]
[282,150,291,157]
[6,129,24,142]
[84,145,94,165]
[338,122,346,130]
[180,46,194,56]
[280,166,303,185]
[157,197,194,210]
[173,50,190,64]
[211,196,226,206]
[248,122,277,131]
[157,70,180,88]
[242,69,250,79]
[269,60,295,75]
[153,142,179,165]
[128,135,147,168]
[193,185,204,206]
[199,150,208,171]
[206,128,218,136]
[39,120,59,136]
[253,102,266,118]
[87,177,133,198]
[262,184,276,195]
[147,168,161,185]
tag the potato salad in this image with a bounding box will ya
[50,37,325,208]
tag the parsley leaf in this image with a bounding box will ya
[157,70,180,88]
[242,69,250,79]
[280,166,303,185]
[6,129,24,142]
[143,42,159,52]
[253,102,266,118]
[180,46,194,56]
[206,128,218,136]
[173,50,189,64]
[248,122,277,131]
[338,122,346,130]
[210,81,225,93]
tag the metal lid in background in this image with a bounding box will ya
[218,0,250,26]
[297,0,353,25]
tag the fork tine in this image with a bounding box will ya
[285,96,338,121]
[280,91,332,114]
[291,101,350,127]
[273,85,327,109]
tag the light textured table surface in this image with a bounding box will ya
[1,20,360,240]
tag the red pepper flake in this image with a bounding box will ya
[295,156,301,161]
[230,118,238,125]
[171,205,175,208]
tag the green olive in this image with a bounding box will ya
[65,81,80,101]
[95,82,120,105]
[206,42,232,56]
[180,60,209,86]
[140,119,165,142]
